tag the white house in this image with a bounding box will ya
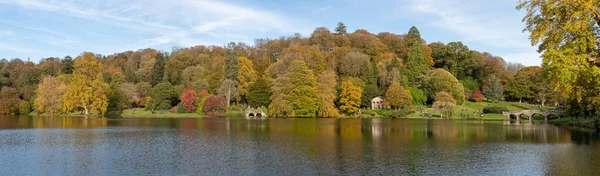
[371,96,389,110]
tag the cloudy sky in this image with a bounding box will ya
[0,0,540,65]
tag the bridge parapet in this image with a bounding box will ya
[502,110,564,121]
[244,108,268,119]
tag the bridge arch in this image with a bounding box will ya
[502,110,564,121]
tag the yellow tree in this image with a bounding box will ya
[384,82,412,110]
[237,57,257,101]
[316,70,339,117]
[518,0,600,114]
[339,80,362,114]
[432,91,456,118]
[63,52,109,115]
[34,76,67,115]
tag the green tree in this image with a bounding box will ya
[406,87,426,105]
[150,52,166,86]
[407,26,422,41]
[420,69,466,105]
[60,56,74,74]
[402,41,432,84]
[430,42,477,80]
[225,42,239,82]
[151,82,178,111]
[247,76,272,108]
[339,80,362,114]
[135,82,152,107]
[334,22,347,35]
[62,52,109,115]
[482,75,504,102]
[181,65,203,86]
[505,67,537,102]
[287,60,318,117]
[269,60,318,117]
[384,82,412,110]
[361,84,380,108]
[18,100,30,115]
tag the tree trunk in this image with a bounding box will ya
[226,86,231,108]
[519,98,522,103]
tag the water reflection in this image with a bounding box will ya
[0,116,598,175]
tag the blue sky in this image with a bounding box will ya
[0,0,541,66]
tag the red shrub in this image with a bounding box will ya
[202,95,226,117]
[471,89,485,102]
[181,89,199,112]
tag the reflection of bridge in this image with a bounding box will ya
[502,110,565,121]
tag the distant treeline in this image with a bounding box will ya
[0,23,559,117]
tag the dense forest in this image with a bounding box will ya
[0,23,564,117]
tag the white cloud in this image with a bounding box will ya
[405,0,542,65]
[0,43,32,53]
[0,0,305,51]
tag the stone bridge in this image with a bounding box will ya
[502,110,565,121]
[244,108,267,119]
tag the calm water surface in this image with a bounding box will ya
[0,116,599,175]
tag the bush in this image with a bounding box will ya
[181,89,199,112]
[196,97,208,115]
[176,103,187,113]
[202,95,226,117]
[483,106,509,114]
[18,101,31,115]
[471,89,485,102]
[406,87,427,105]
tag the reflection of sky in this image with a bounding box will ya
[0,117,598,175]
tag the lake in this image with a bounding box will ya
[0,116,598,175]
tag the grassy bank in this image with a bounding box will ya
[120,109,206,118]
[361,101,554,120]
[119,108,245,118]
[549,117,599,130]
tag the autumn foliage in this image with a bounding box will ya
[181,89,199,112]
[202,95,226,117]
[471,89,485,102]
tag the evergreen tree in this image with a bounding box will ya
[334,22,347,35]
[483,75,504,102]
[60,56,74,74]
[407,26,421,41]
[247,76,271,108]
[402,41,431,85]
[150,52,166,86]
[225,42,239,82]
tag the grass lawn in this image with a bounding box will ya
[371,101,556,120]
[120,108,206,118]
[549,117,599,129]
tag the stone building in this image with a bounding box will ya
[371,96,389,110]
